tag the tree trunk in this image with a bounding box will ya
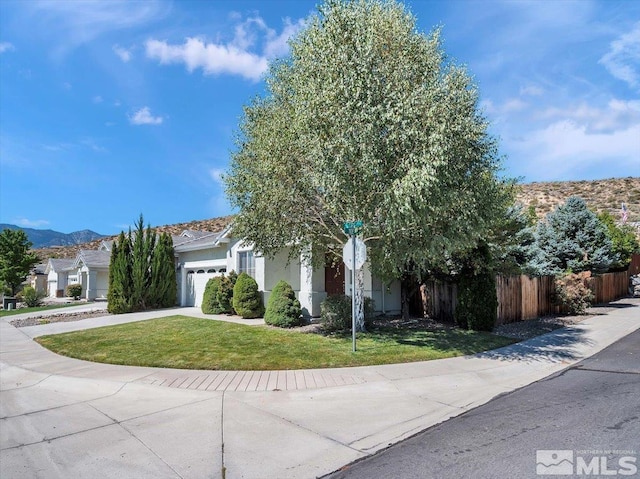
[355,267,365,331]
[420,283,429,318]
[401,278,410,320]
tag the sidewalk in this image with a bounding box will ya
[1,299,639,479]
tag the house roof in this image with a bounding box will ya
[32,263,48,275]
[173,224,233,253]
[45,258,76,274]
[74,250,111,269]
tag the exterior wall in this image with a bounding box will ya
[345,261,401,315]
[175,237,402,317]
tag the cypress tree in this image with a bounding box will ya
[150,232,177,308]
[107,232,133,314]
[130,215,154,311]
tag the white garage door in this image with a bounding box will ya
[185,270,219,307]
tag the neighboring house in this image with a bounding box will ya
[27,263,48,295]
[45,259,77,297]
[72,249,111,300]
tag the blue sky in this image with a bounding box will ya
[1,0,638,235]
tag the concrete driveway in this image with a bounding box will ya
[1,300,639,478]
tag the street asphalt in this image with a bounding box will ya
[324,325,640,479]
[1,298,639,478]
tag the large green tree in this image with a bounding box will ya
[527,197,615,276]
[597,211,639,271]
[0,229,39,296]
[225,0,510,327]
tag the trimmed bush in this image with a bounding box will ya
[21,286,42,307]
[66,283,83,300]
[232,273,264,319]
[264,280,302,328]
[455,270,498,332]
[554,271,594,315]
[201,277,223,314]
[320,295,375,332]
[216,271,237,314]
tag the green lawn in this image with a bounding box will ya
[0,302,82,317]
[35,316,516,370]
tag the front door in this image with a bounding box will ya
[324,256,345,296]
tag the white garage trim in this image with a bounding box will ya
[181,260,228,307]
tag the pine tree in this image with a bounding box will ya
[527,197,615,276]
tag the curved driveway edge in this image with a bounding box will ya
[1,299,639,479]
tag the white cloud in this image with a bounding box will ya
[21,0,169,57]
[0,42,15,53]
[520,85,544,97]
[93,95,103,103]
[508,119,640,179]
[146,37,269,81]
[600,22,640,91]
[113,44,132,62]
[129,106,163,125]
[209,168,225,185]
[539,99,640,134]
[145,14,304,81]
[15,218,50,228]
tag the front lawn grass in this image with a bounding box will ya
[35,316,516,370]
[0,303,82,317]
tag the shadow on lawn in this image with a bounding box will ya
[472,325,594,363]
[366,328,513,356]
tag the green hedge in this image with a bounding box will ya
[264,280,302,328]
[232,273,264,319]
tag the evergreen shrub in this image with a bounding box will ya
[320,295,374,332]
[66,283,82,300]
[201,277,223,314]
[264,280,302,327]
[455,270,498,331]
[232,273,264,319]
[22,286,42,307]
[216,271,237,314]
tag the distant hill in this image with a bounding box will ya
[0,224,106,249]
[29,177,639,263]
[32,215,235,261]
[517,177,640,222]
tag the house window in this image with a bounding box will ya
[207,269,216,273]
[218,268,227,273]
[197,270,205,274]
[238,251,255,278]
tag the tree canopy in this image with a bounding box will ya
[225,0,511,283]
[0,228,39,296]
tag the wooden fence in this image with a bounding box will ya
[421,254,638,325]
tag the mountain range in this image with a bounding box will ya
[0,224,106,249]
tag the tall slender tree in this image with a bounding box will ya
[150,232,177,308]
[107,232,133,313]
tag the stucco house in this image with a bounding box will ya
[174,225,401,317]
[27,263,48,295]
[56,223,401,316]
[45,258,78,298]
[72,249,111,300]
